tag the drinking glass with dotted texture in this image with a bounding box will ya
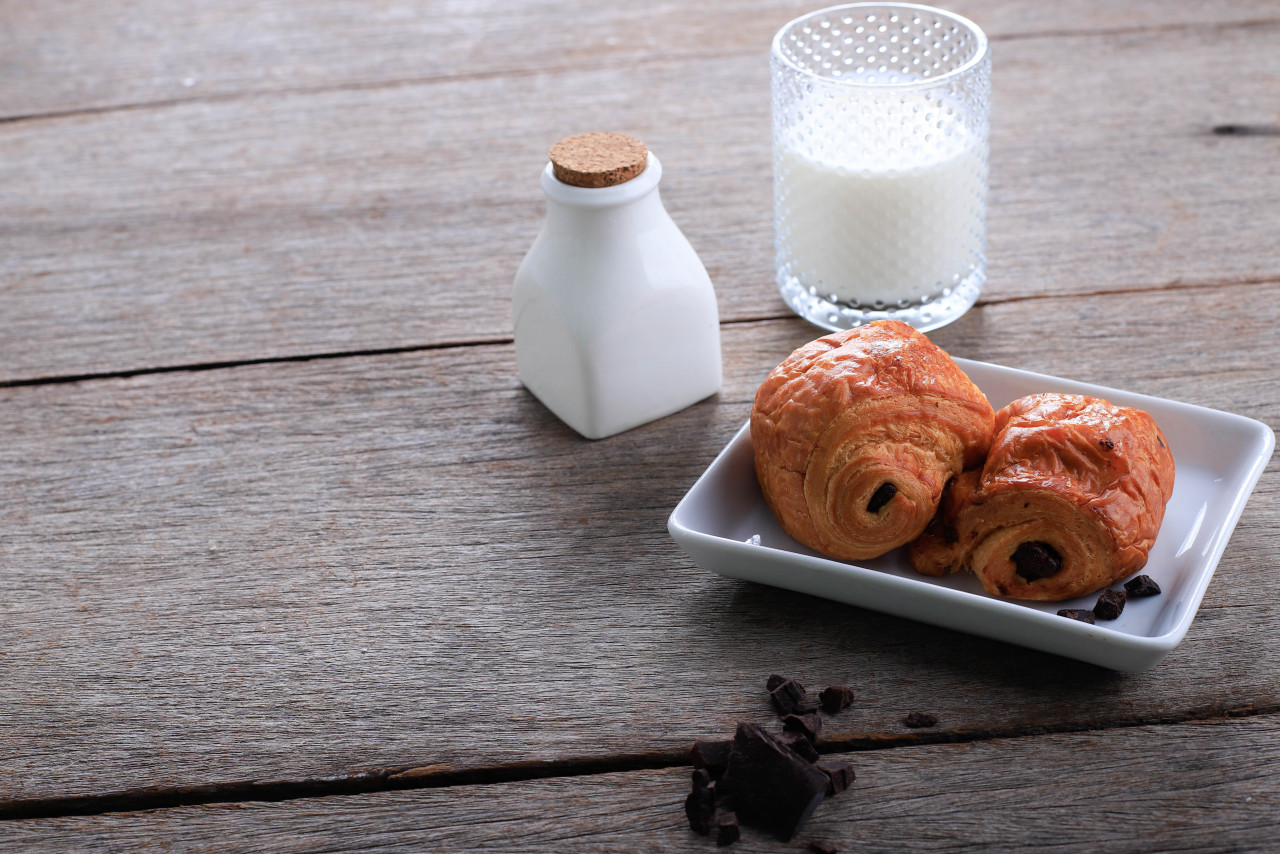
[772,3,990,332]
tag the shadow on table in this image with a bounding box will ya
[668,577,1141,734]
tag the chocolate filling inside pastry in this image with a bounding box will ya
[866,482,898,513]
[1011,541,1063,581]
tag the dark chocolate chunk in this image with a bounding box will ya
[1011,541,1063,581]
[1100,438,1115,450]
[1093,588,1127,620]
[780,731,820,763]
[691,740,733,780]
[720,721,829,841]
[770,678,808,716]
[808,842,839,854]
[782,712,823,743]
[1057,608,1095,624]
[867,482,898,513]
[902,711,938,729]
[819,685,855,714]
[766,674,788,693]
[1124,574,1162,598]
[816,760,855,795]
[684,771,717,836]
[715,812,740,847]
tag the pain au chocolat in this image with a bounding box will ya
[910,392,1176,600]
[751,320,995,561]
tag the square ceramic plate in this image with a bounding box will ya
[668,358,1274,671]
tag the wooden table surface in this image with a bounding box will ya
[3,1,1278,850]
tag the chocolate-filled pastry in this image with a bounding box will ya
[910,393,1175,600]
[751,320,995,561]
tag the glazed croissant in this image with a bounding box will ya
[910,393,1176,600]
[751,320,995,561]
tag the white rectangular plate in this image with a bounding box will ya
[668,358,1274,672]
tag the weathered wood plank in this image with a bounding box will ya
[1,285,1275,805]
[7,715,1280,851]
[3,0,1275,118]
[3,21,1279,381]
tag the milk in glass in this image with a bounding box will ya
[774,89,987,309]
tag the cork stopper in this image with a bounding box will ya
[549,132,649,188]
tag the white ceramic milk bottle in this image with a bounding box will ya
[512,132,722,440]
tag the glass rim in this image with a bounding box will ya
[771,2,989,91]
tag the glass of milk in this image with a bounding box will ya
[772,4,990,332]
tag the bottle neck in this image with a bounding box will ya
[540,152,666,229]
[541,152,662,206]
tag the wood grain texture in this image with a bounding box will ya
[3,0,1276,118]
[7,715,1280,852]
[2,285,1275,806]
[3,17,1280,382]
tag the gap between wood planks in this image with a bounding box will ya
[1,16,1277,127]
[2,703,1276,821]
[0,276,1274,391]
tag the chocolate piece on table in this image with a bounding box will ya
[1124,574,1162,598]
[816,760,855,795]
[691,740,733,779]
[808,842,840,854]
[780,731,820,763]
[720,721,830,841]
[715,812,740,847]
[766,674,788,692]
[782,712,823,742]
[1094,588,1127,620]
[1057,608,1096,624]
[684,788,715,836]
[819,685,855,714]
[684,769,717,835]
[770,678,808,716]
[902,711,938,729]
